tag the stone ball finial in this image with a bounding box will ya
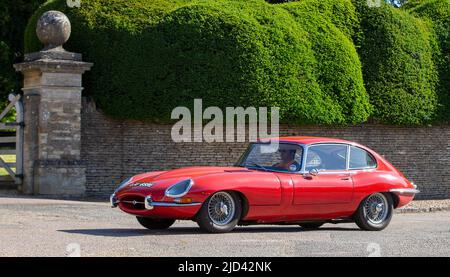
[36,11,71,51]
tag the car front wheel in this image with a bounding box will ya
[196,191,242,233]
[354,192,393,231]
[136,217,175,230]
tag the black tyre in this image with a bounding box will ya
[354,193,393,231]
[299,222,324,229]
[136,217,175,230]
[196,191,242,233]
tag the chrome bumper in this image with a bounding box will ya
[144,196,201,210]
[110,193,118,208]
[110,194,201,210]
[390,188,420,196]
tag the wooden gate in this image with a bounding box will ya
[0,94,24,186]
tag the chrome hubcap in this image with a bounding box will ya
[219,202,229,215]
[375,203,383,213]
[208,192,235,225]
[363,193,388,224]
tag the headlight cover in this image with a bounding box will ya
[114,177,132,193]
[165,179,194,198]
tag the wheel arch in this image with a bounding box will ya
[359,191,399,208]
[193,189,250,221]
[227,190,250,220]
[353,190,398,218]
[386,192,400,208]
[211,189,250,220]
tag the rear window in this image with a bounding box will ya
[349,146,377,169]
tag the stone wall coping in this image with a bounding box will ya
[14,58,93,74]
[24,50,82,62]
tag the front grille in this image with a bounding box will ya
[120,195,145,210]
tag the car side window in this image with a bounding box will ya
[349,146,377,169]
[305,144,348,171]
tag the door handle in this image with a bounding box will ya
[340,177,351,181]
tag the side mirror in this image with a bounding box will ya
[306,168,319,177]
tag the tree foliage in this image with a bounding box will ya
[0,0,45,98]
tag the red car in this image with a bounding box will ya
[111,136,419,233]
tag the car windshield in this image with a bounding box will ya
[237,143,303,172]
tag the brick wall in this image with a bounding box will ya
[81,98,450,199]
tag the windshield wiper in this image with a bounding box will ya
[245,161,268,171]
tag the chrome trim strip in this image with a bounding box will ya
[153,202,202,207]
[304,142,379,171]
[242,141,379,175]
[144,195,201,210]
[346,145,351,170]
[348,167,377,171]
[305,170,354,175]
[390,188,420,195]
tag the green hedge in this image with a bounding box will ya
[282,0,360,39]
[282,0,371,124]
[356,2,439,124]
[24,0,447,125]
[403,0,450,121]
[25,0,371,124]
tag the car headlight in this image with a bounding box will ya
[114,177,132,193]
[165,179,194,198]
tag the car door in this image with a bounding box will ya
[292,144,354,205]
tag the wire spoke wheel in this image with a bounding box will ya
[207,191,236,226]
[363,193,389,225]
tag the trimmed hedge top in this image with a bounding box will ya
[404,0,450,121]
[356,1,439,124]
[24,0,449,125]
[282,0,371,124]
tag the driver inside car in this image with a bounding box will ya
[273,145,300,171]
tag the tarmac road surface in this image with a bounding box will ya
[0,197,449,257]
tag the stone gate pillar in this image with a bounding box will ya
[14,11,92,196]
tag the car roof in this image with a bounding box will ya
[261,136,355,145]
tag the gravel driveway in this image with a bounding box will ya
[0,197,449,257]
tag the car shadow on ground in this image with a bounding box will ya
[58,226,361,237]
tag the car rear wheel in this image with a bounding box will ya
[196,191,242,233]
[299,222,324,229]
[136,217,175,230]
[354,192,393,231]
